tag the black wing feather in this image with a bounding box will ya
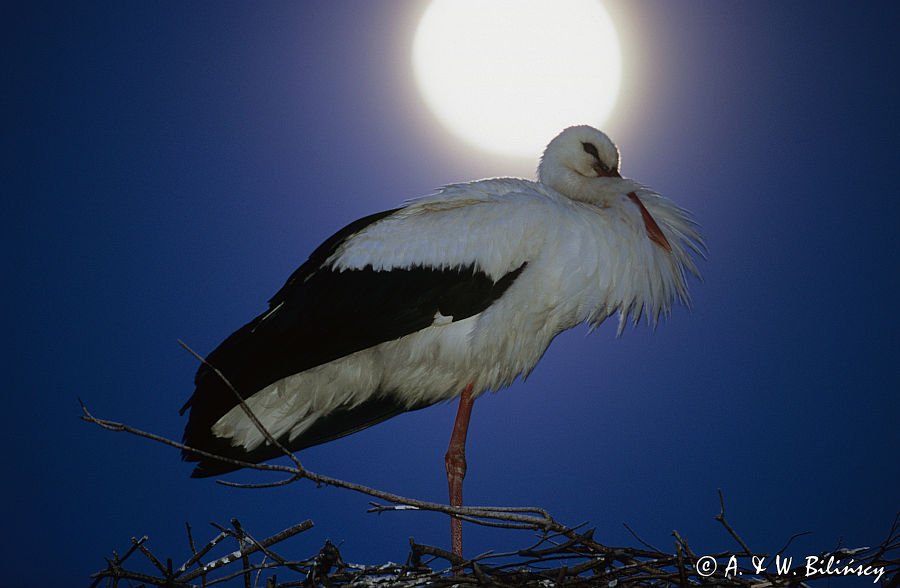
[181,209,526,477]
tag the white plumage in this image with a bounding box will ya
[182,126,704,554]
[181,124,703,556]
[213,173,702,451]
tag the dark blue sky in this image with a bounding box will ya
[7,2,899,584]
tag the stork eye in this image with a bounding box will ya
[582,142,600,159]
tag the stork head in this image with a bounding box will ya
[538,126,674,252]
[537,125,622,200]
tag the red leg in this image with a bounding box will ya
[445,382,475,559]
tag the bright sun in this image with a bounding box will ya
[412,0,622,158]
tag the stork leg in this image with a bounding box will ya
[445,382,475,559]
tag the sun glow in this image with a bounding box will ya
[412,0,622,158]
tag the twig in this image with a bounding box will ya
[84,343,900,587]
[92,514,899,588]
[134,536,169,576]
[85,332,567,536]
[715,488,753,555]
[186,522,198,558]
[675,539,688,587]
[177,529,228,575]
[217,475,303,489]
[772,530,812,559]
[81,399,563,534]
[231,519,308,577]
[79,399,297,477]
[179,520,313,582]
[177,340,306,475]
[410,541,466,567]
[672,529,698,561]
[624,522,662,553]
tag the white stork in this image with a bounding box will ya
[181,125,703,556]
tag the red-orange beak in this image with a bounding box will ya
[627,191,672,252]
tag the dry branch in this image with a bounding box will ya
[84,343,899,586]
[90,514,899,587]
